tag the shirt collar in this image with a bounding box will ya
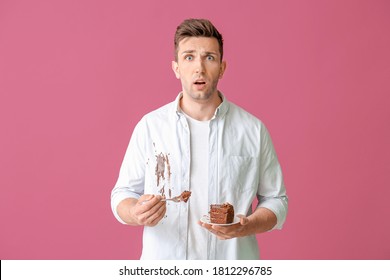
[174,91,229,120]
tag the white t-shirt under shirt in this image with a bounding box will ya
[184,113,210,260]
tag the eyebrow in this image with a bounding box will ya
[181,50,195,54]
[180,50,219,56]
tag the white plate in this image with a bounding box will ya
[200,215,241,226]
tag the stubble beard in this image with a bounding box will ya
[186,79,219,102]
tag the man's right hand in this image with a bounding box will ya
[117,195,166,226]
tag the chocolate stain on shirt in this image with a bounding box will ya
[153,143,173,200]
[155,153,166,192]
[165,154,172,197]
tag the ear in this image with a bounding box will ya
[172,61,180,79]
[219,61,227,79]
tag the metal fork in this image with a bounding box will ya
[141,195,182,205]
[161,196,182,202]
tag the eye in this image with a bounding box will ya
[185,55,193,61]
[206,55,214,61]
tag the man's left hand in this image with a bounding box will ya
[198,214,249,240]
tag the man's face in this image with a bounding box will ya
[172,37,226,103]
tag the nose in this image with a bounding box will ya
[194,57,205,73]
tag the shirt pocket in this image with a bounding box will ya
[224,155,259,198]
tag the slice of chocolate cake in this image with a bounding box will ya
[209,203,234,224]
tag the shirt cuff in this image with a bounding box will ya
[111,191,141,224]
[257,196,288,230]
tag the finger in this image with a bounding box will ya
[200,222,213,231]
[210,224,242,239]
[237,214,249,225]
[210,229,232,240]
[139,194,155,204]
[210,226,224,235]
[211,225,224,232]
[150,198,166,213]
[135,200,165,225]
[146,204,167,226]
[211,224,237,235]
[137,196,164,214]
[144,200,166,224]
[133,202,153,216]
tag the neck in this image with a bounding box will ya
[180,92,222,121]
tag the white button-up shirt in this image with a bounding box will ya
[111,92,288,259]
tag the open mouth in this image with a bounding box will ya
[193,81,206,90]
[194,78,206,88]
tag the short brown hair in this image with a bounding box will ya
[174,18,224,61]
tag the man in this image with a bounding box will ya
[111,18,288,259]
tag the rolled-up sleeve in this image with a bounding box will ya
[111,119,146,224]
[256,124,288,230]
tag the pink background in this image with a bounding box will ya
[1,0,389,259]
